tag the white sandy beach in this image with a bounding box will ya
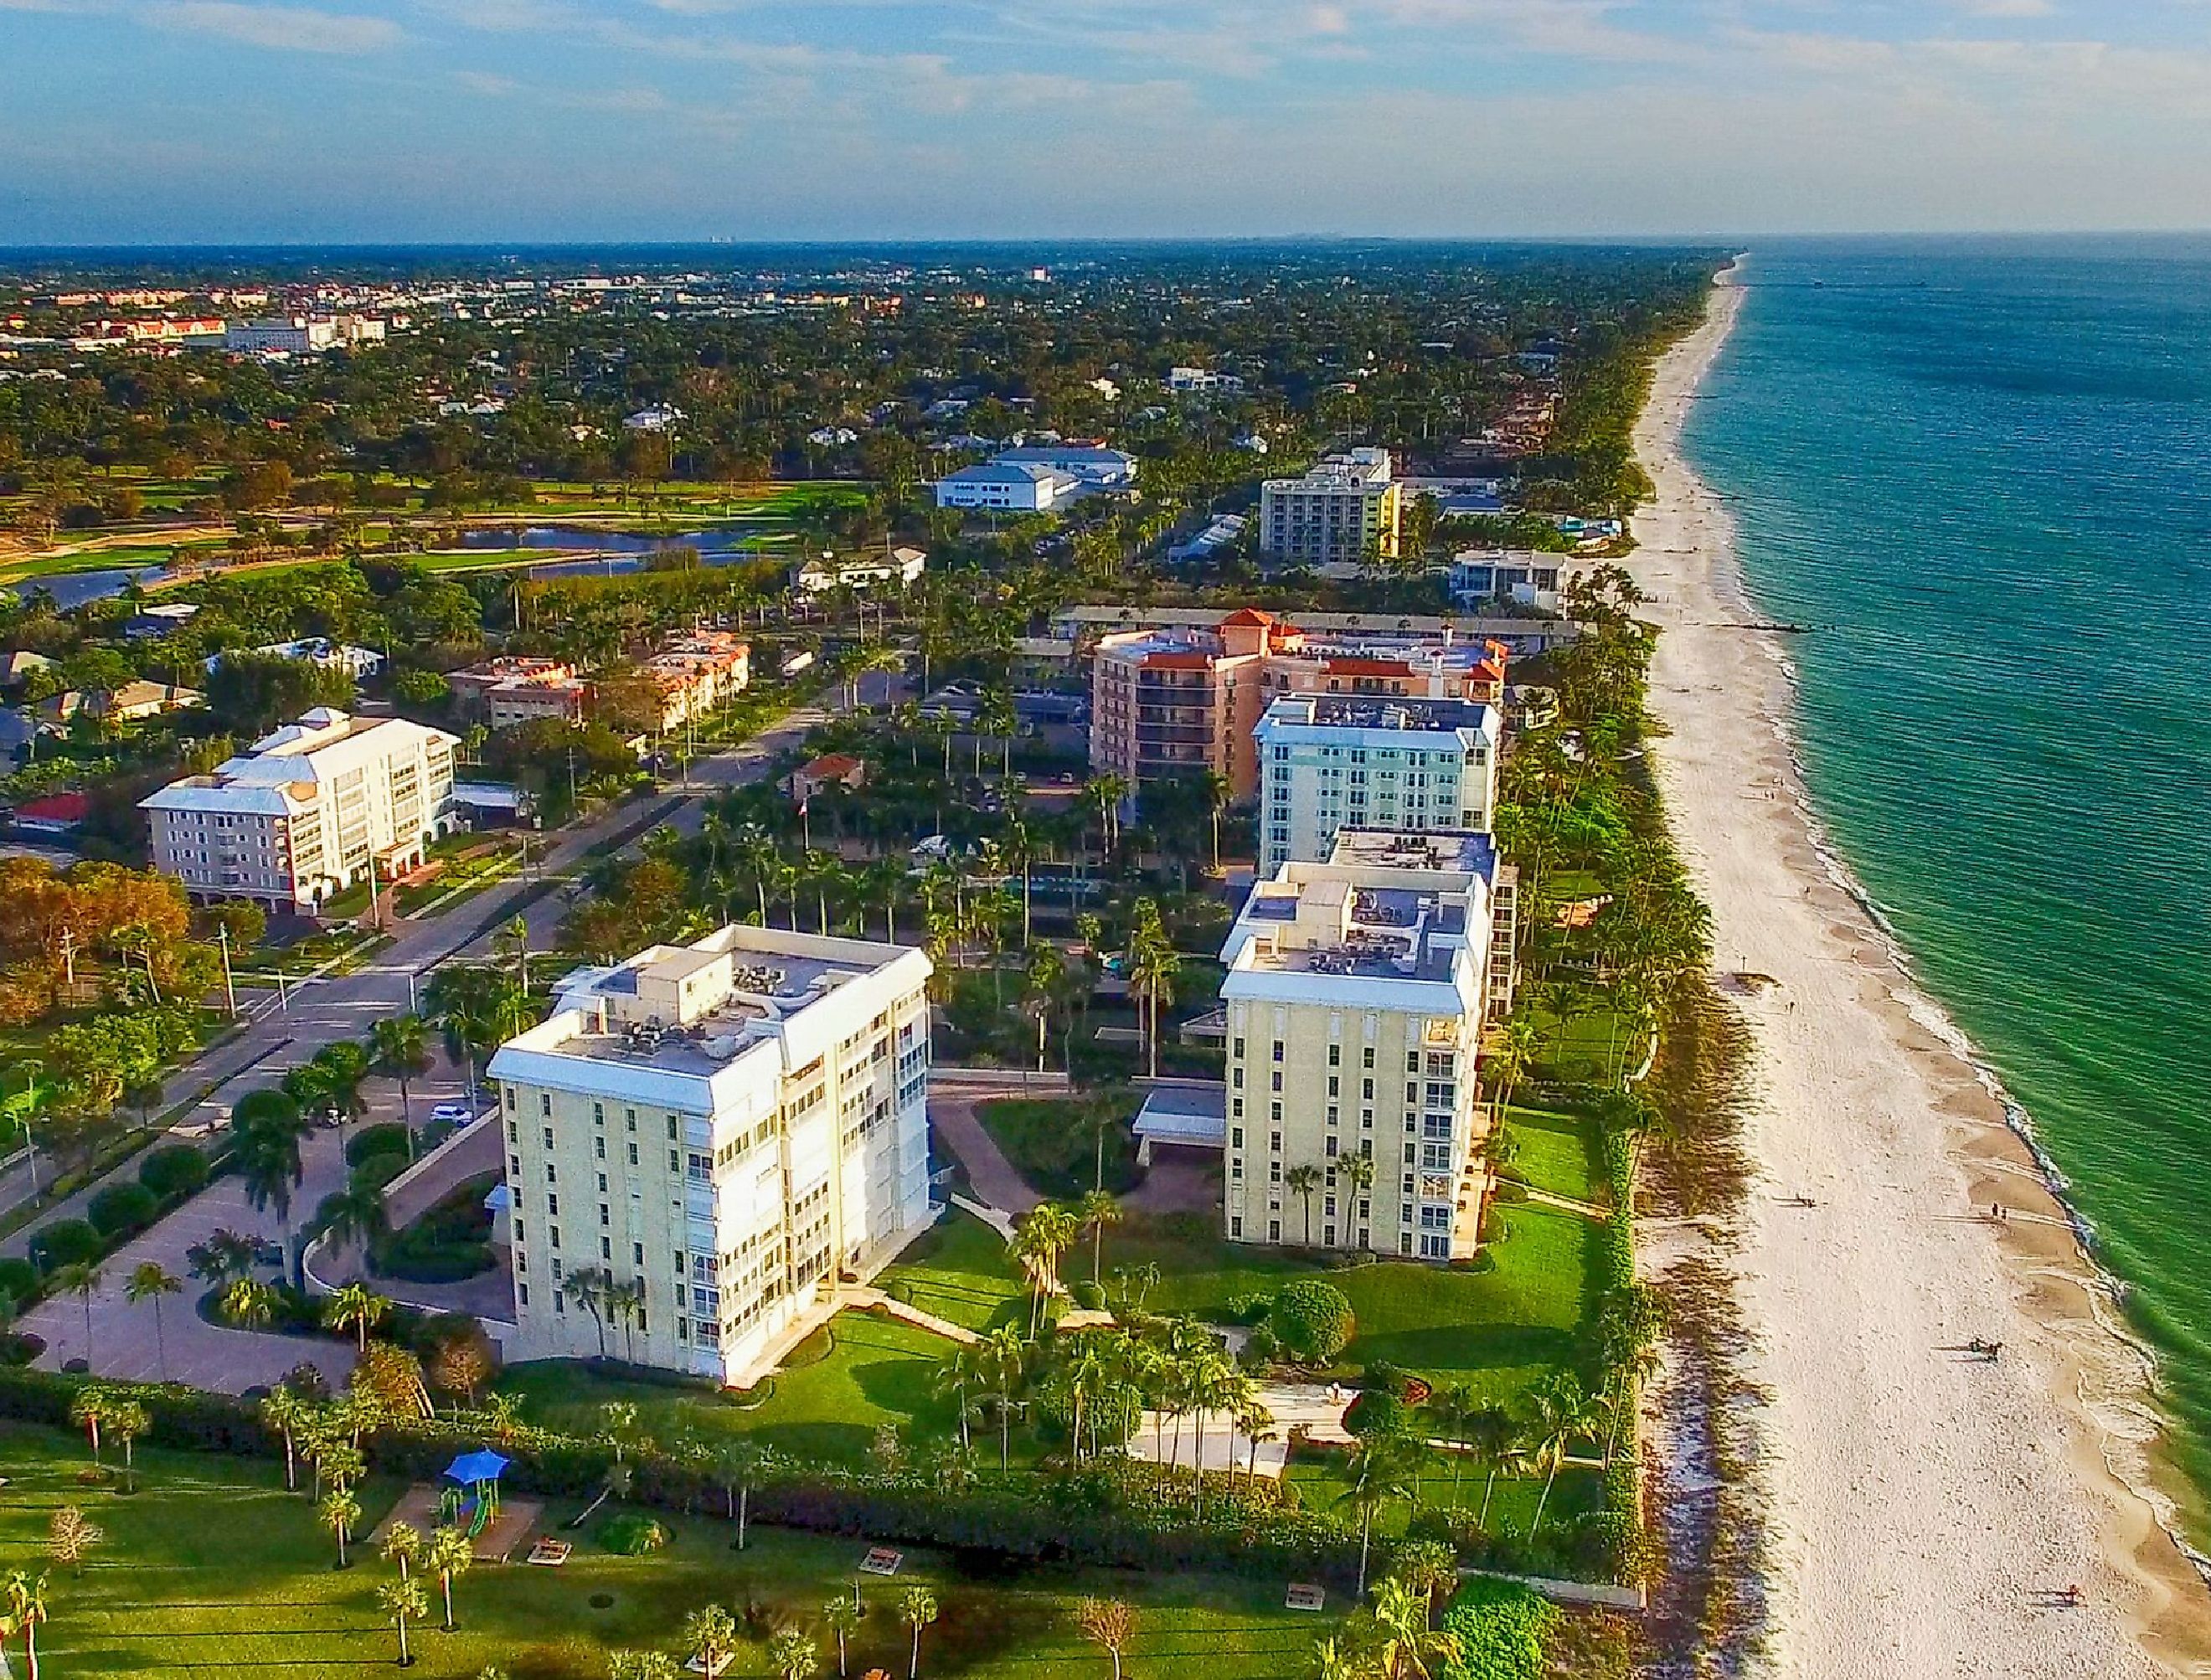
[1634,275,2211,1677]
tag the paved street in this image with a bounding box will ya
[6,677,897,1390]
[926,1067,1069,1219]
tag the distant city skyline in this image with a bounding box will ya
[6,0,2211,242]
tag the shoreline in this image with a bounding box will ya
[1631,268,2211,1677]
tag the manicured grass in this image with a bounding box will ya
[495,1306,970,1466]
[1502,1105,1604,1207]
[1527,1002,1628,1085]
[875,1209,1030,1333]
[975,1095,1142,1198]
[1283,1451,1602,1543]
[0,1424,1316,1677]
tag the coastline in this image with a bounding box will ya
[1631,269,2211,1677]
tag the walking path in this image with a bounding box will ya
[925,1067,1068,1219]
[843,1286,979,1347]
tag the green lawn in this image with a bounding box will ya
[1502,1105,1604,1207]
[0,1424,1317,1678]
[975,1095,1142,1198]
[496,1306,970,1467]
[875,1209,1030,1333]
[1527,1001,1628,1085]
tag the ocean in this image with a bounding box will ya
[1679,238,2211,1540]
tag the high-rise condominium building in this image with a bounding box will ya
[1219,828,1508,1262]
[487,925,934,1384]
[1255,694,1502,871]
[141,707,457,911]
[1089,607,1506,800]
[1259,448,1401,566]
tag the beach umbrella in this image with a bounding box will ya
[443,1449,509,1486]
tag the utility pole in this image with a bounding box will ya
[217,924,238,1018]
[276,966,290,1013]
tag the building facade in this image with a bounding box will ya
[140,708,457,911]
[450,658,594,729]
[1260,448,1401,566]
[487,925,935,1384]
[640,632,750,730]
[1088,607,1508,801]
[933,461,1080,513]
[1255,695,1502,870]
[1219,829,1505,1262]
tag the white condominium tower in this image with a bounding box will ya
[1255,694,1502,871]
[1219,828,1507,1262]
[140,706,457,911]
[487,925,934,1384]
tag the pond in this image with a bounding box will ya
[460,524,782,579]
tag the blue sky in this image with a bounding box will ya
[7,0,2211,241]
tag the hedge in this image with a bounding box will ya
[139,1144,211,1201]
[28,1219,100,1273]
[0,1363,1365,1589]
[345,1124,411,1169]
[1440,1578,1558,1680]
[87,1183,159,1239]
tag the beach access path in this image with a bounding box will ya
[1632,274,2209,1677]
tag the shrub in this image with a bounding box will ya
[372,1172,495,1285]
[597,1513,670,1555]
[1439,1578,1558,1680]
[86,1183,159,1239]
[139,1144,210,1201]
[0,1258,38,1305]
[1344,1389,1405,1439]
[1071,1280,1106,1312]
[28,1219,100,1273]
[1268,1279,1355,1364]
[345,1124,410,1168]
[351,1152,410,1195]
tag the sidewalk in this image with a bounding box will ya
[925,1068,1069,1219]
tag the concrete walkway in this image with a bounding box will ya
[926,1067,1069,1219]
[844,1286,979,1346]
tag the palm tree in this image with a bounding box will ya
[1338,1152,1377,1239]
[1482,1015,1539,1125]
[717,1440,780,1550]
[1075,1189,1121,1286]
[106,1399,148,1493]
[67,1386,110,1468]
[55,1264,103,1373]
[1022,945,1063,1072]
[222,1277,278,1330]
[1075,1597,1136,1680]
[769,1626,820,1680]
[325,1283,392,1353]
[236,1100,308,1284]
[379,1520,424,1581]
[377,1575,427,1666]
[567,1265,614,1358]
[425,1524,473,1631]
[321,1487,362,1569]
[371,1014,432,1144]
[124,1262,183,1382]
[899,1585,939,1678]
[262,1388,308,1491]
[1122,901,1182,1079]
[3,1569,49,1680]
[321,1183,390,1261]
[1007,1203,1076,1339]
[1526,1373,1599,1539]
[1308,1635,1361,1680]
[1371,1577,1455,1680]
[1283,1165,1322,1245]
[980,1323,1027,1469]
[822,1593,866,1677]
[1338,1435,1419,1596]
[930,1348,983,1455]
[684,1604,740,1677]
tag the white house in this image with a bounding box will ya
[933,461,1080,513]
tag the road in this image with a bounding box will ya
[0,672,899,1257]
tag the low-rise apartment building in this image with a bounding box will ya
[1219,827,1507,1262]
[1255,695,1501,870]
[796,547,927,595]
[450,657,594,729]
[486,925,935,1384]
[140,707,457,911]
[640,632,750,730]
[1260,448,1401,566]
[1088,607,1507,800]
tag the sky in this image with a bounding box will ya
[7,0,2211,242]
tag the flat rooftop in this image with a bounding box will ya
[1267,695,1492,733]
[1328,827,1499,879]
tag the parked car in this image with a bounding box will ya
[430,1101,475,1124]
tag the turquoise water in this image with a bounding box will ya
[1680,239,2211,1533]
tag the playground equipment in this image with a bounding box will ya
[439,1449,509,1539]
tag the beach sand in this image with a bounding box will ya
[1633,273,2211,1677]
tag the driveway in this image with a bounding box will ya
[926,1068,1069,1219]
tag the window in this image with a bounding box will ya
[1272,1040,1285,1063]
[1231,1216,1244,1238]
[627,1142,639,1166]
[595,1136,606,1160]
[506,1121,518,1144]
[1325,1136,1339,1157]
[1270,1071,1282,1093]
[633,1242,645,1265]
[539,1093,551,1117]
[600,1236,611,1259]
[549,1224,561,1249]
[1270,1101,1282,1123]
[1406,1051,1420,1073]
[1404,1141,1416,1165]
[1328,1045,1340,1067]
[544,1164,557,1183]
[1232,1068,1244,1089]
[599,1203,610,1226]
[1363,1047,1375,1069]
[1362,1079,1374,1100]
[518,1283,530,1306]
[547,1193,559,1216]
[626,1109,637,1131]
[1268,1219,1281,1242]
[504,1087,517,1111]
[667,1116,679,1141]
[592,1102,604,1125]
[542,1126,554,1148]
[1230,1126,1244,1148]
[1405,1081,1418,1104]
[669,1149,681,1172]
[1233,1037,1245,1059]
[1269,1131,1282,1152]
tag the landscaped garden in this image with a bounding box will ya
[0,1422,1318,1678]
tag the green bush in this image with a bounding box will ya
[28,1219,101,1273]
[0,1258,39,1305]
[373,1171,497,1285]
[346,1123,411,1168]
[1268,1278,1355,1364]
[87,1183,160,1239]
[139,1143,210,1201]
[596,1513,670,1556]
[1071,1280,1106,1312]
[1344,1388,1405,1439]
[351,1152,410,1195]
[1439,1578,1558,1680]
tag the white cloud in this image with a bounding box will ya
[145,0,401,50]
